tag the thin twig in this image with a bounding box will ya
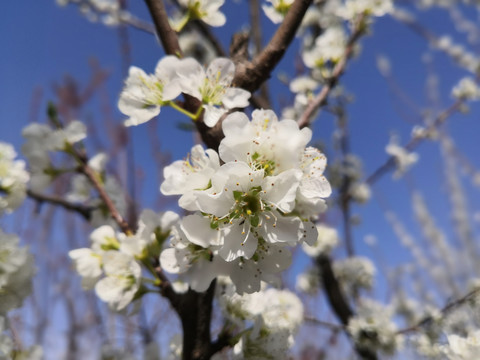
[365,99,464,186]
[297,14,366,128]
[304,316,345,331]
[26,189,94,220]
[234,0,315,93]
[397,287,480,335]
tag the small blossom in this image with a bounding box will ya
[118,56,183,127]
[262,0,295,24]
[385,136,418,178]
[178,0,226,27]
[177,58,251,127]
[452,77,480,101]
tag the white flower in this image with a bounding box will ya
[21,123,53,192]
[219,110,312,174]
[49,120,87,150]
[385,136,418,178]
[296,147,331,217]
[160,144,220,210]
[177,57,251,127]
[95,251,142,311]
[0,142,29,214]
[337,0,394,20]
[302,224,339,257]
[303,26,347,68]
[177,0,226,27]
[262,0,295,24]
[191,161,312,260]
[348,299,403,355]
[295,269,319,294]
[333,256,376,294]
[349,182,371,203]
[444,330,480,360]
[119,56,183,127]
[125,209,180,257]
[452,77,480,100]
[0,229,35,314]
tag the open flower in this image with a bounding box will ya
[118,56,183,127]
[178,0,226,27]
[177,58,251,127]
[262,0,295,24]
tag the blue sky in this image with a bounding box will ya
[2,2,480,353]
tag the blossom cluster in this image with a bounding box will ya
[21,120,86,192]
[69,210,179,311]
[348,299,403,355]
[217,279,304,359]
[0,228,35,315]
[0,142,29,214]
[160,109,331,294]
[118,56,250,128]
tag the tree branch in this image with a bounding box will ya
[144,0,183,56]
[234,0,314,93]
[297,14,366,128]
[365,99,464,187]
[317,254,378,360]
[26,189,94,220]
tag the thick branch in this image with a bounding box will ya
[234,0,314,93]
[26,189,93,220]
[144,0,183,56]
[317,255,378,360]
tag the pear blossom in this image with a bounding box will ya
[95,251,142,311]
[176,58,250,127]
[160,144,220,210]
[219,110,312,174]
[177,0,226,27]
[0,229,35,314]
[385,136,419,178]
[0,142,29,214]
[443,330,480,359]
[337,0,394,20]
[303,26,347,68]
[118,56,183,127]
[262,0,295,24]
[125,209,180,257]
[302,224,339,257]
[452,77,480,100]
[333,256,376,294]
[348,299,403,354]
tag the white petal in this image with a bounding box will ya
[222,88,251,109]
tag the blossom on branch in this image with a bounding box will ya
[177,58,251,127]
[119,56,184,127]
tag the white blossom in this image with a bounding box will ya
[119,56,184,127]
[177,0,226,27]
[0,229,35,314]
[348,299,403,354]
[0,142,29,214]
[337,0,394,20]
[176,58,250,127]
[443,330,480,359]
[95,251,142,311]
[160,144,220,210]
[303,26,347,68]
[262,0,295,24]
[302,224,339,257]
[385,136,418,178]
[452,77,480,100]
